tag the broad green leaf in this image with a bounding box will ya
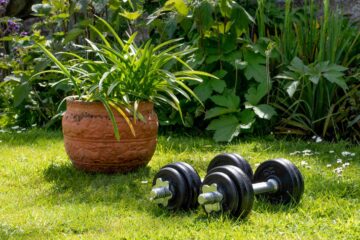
[245,82,269,105]
[238,109,256,129]
[219,0,232,17]
[309,75,320,84]
[13,83,31,107]
[212,70,228,79]
[323,72,348,90]
[164,0,189,16]
[205,107,238,120]
[31,3,52,14]
[194,1,214,31]
[222,50,242,63]
[206,54,221,64]
[231,4,254,34]
[243,50,266,83]
[252,104,277,120]
[210,78,226,93]
[210,91,240,109]
[222,32,237,53]
[207,115,241,142]
[326,64,347,72]
[193,80,212,101]
[64,28,84,44]
[289,57,308,74]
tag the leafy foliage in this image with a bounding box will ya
[271,0,360,141]
[147,0,277,142]
[38,17,213,140]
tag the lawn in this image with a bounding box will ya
[0,130,359,239]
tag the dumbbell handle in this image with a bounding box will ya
[198,178,279,206]
[150,187,172,200]
[253,178,279,195]
[149,178,173,206]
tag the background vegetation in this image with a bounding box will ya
[0,0,359,142]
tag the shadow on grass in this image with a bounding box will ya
[43,162,155,212]
[0,223,26,240]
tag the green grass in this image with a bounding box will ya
[0,130,359,239]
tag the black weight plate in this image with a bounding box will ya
[207,165,254,218]
[165,162,200,209]
[253,159,304,204]
[153,167,187,210]
[207,153,253,180]
[278,158,304,204]
[202,172,238,215]
[231,153,254,181]
[177,162,202,209]
[224,165,254,218]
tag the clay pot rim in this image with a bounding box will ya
[65,96,154,108]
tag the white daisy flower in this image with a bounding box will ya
[343,162,350,167]
[290,151,301,156]
[301,161,308,166]
[341,151,353,157]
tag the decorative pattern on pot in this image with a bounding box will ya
[62,100,158,173]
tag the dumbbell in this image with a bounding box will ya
[198,158,304,218]
[207,153,253,181]
[149,162,202,210]
[149,153,253,210]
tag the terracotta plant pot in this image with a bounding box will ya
[62,99,158,173]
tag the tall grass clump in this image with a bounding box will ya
[270,0,360,142]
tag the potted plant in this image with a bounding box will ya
[36,17,214,173]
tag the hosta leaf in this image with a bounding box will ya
[207,115,241,142]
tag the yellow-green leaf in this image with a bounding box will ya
[164,0,189,16]
[119,11,142,21]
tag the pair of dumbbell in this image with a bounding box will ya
[149,153,304,219]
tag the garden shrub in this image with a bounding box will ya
[0,0,358,143]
